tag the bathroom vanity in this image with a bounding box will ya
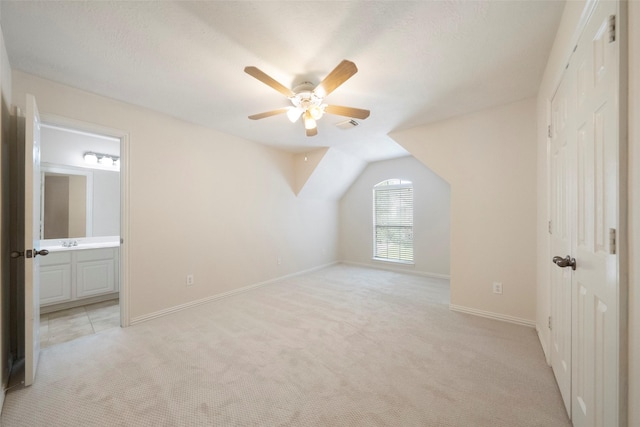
[39,238,120,313]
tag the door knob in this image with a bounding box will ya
[11,249,50,259]
[552,255,576,270]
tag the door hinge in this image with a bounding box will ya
[609,228,617,254]
[548,125,552,138]
[548,316,552,330]
[608,15,616,43]
[548,220,552,235]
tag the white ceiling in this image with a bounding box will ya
[0,1,564,163]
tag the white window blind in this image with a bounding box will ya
[373,180,414,263]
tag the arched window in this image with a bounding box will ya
[373,179,414,263]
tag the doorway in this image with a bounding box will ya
[37,118,128,348]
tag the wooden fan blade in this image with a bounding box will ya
[248,108,289,120]
[324,105,370,120]
[306,127,318,137]
[313,60,358,98]
[244,66,295,98]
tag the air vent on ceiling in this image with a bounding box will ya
[336,119,359,130]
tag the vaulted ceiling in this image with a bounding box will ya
[0,1,564,163]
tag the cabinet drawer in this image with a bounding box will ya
[76,248,115,262]
[40,251,72,266]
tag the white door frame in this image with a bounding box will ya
[39,114,130,327]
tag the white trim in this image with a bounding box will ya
[549,0,599,99]
[371,257,414,266]
[340,260,450,280]
[537,325,551,365]
[449,304,536,328]
[129,262,338,325]
[119,133,130,327]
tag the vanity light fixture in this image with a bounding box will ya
[99,156,114,166]
[84,152,120,168]
[83,152,98,164]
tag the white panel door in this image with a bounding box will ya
[549,1,623,426]
[571,1,621,426]
[24,94,44,386]
[550,68,574,416]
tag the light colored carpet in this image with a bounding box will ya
[1,264,571,426]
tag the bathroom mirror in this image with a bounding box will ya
[41,165,93,239]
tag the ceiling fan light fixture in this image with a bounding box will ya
[308,104,325,120]
[303,111,317,130]
[287,107,303,123]
[244,60,368,137]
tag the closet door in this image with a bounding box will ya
[571,1,622,426]
[549,1,624,425]
[549,70,574,415]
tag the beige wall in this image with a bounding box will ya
[390,97,537,324]
[67,175,86,238]
[12,71,339,322]
[43,176,70,239]
[537,1,639,423]
[628,1,639,425]
[338,155,450,277]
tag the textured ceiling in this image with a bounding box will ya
[0,1,564,163]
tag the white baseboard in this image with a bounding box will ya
[340,260,450,280]
[449,304,536,328]
[536,326,551,365]
[130,262,338,325]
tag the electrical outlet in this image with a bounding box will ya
[493,282,503,294]
[186,274,194,286]
[277,256,282,265]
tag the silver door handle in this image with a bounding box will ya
[34,249,49,257]
[552,255,576,271]
[11,249,50,259]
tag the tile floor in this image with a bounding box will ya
[40,299,120,348]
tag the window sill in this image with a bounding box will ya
[372,257,415,266]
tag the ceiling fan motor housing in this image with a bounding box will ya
[290,82,325,120]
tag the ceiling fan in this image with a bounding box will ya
[244,60,370,137]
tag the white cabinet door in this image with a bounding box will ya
[76,248,116,298]
[40,265,72,304]
[40,252,72,305]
